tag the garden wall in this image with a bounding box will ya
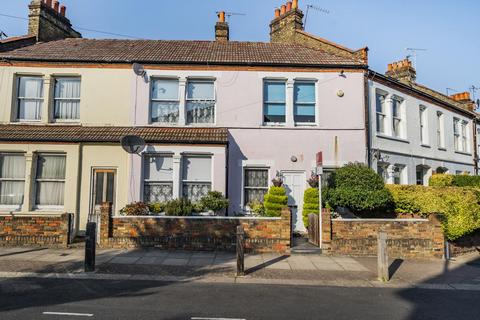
[322,213,445,259]
[99,204,291,253]
[448,230,480,257]
[0,213,72,247]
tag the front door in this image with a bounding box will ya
[90,169,116,215]
[282,171,306,233]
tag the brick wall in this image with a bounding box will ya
[0,213,72,247]
[99,204,291,253]
[448,230,480,257]
[323,214,445,259]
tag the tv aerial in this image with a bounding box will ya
[405,48,427,68]
[216,11,246,20]
[121,135,145,155]
[0,30,8,40]
[304,4,330,29]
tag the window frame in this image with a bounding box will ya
[437,111,445,149]
[142,153,174,203]
[375,92,387,134]
[34,153,66,211]
[419,106,429,145]
[392,164,406,185]
[185,78,216,125]
[263,79,287,125]
[243,167,269,207]
[52,76,81,122]
[16,75,44,122]
[391,97,404,138]
[149,77,180,124]
[181,154,213,202]
[0,153,26,210]
[293,81,316,125]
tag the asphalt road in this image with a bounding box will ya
[0,277,479,320]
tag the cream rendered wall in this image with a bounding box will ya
[0,65,132,125]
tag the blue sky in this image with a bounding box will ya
[1,0,479,97]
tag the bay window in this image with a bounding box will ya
[0,154,25,208]
[264,80,286,124]
[182,155,212,202]
[244,168,268,205]
[143,154,173,203]
[150,78,179,123]
[35,154,66,208]
[186,80,215,124]
[294,82,316,123]
[376,93,387,134]
[392,164,406,185]
[53,77,81,120]
[17,76,43,121]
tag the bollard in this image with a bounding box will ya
[85,222,96,272]
[236,225,245,276]
[377,231,389,282]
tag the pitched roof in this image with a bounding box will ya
[0,38,364,67]
[0,125,228,145]
[0,35,36,52]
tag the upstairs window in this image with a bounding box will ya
[143,154,173,203]
[150,79,179,123]
[375,93,387,134]
[264,81,286,124]
[35,154,66,208]
[54,77,81,121]
[17,76,43,121]
[453,118,469,152]
[0,154,25,207]
[392,98,403,138]
[294,82,316,123]
[437,112,445,148]
[182,155,212,202]
[186,80,215,124]
[419,106,428,145]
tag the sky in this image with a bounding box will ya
[1,0,479,98]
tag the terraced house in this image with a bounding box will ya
[0,0,477,240]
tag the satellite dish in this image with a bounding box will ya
[476,99,480,108]
[121,135,145,154]
[132,63,146,77]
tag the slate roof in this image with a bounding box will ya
[0,125,228,144]
[0,38,364,66]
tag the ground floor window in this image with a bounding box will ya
[182,155,212,202]
[244,168,269,205]
[143,154,173,203]
[377,163,389,183]
[416,165,430,186]
[35,154,66,207]
[392,164,406,185]
[0,153,25,207]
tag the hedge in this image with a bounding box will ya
[429,174,480,187]
[303,187,319,227]
[387,185,480,240]
[263,186,288,217]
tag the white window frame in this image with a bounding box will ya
[293,80,316,125]
[181,154,213,201]
[0,153,26,211]
[419,106,429,145]
[142,153,174,203]
[149,77,180,124]
[391,97,404,138]
[437,111,445,149]
[185,79,216,125]
[34,153,66,211]
[375,92,387,134]
[392,164,406,185]
[16,75,44,122]
[52,76,81,122]
[243,167,269,207]
[263,79,287,125]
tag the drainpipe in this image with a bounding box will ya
[225,139,230,216]
[364,71,372,167]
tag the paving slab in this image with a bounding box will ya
[109,257,140,264]
[266,262,291,270]
[312,262,343,271]
[162,258,189,266]
[188,258,214,266]
[135,257,159,265]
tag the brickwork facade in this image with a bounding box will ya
[448,230,480,257]
[99,204,291,253]
[0,213,71,247]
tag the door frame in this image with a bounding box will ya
[281,170,307,233]
[89,167,117,216]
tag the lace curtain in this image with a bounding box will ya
[151,79,179,123]
[0,154,25,206]
[18,77,43,120]
[186,81,215,124]
[35,155,66,206]
[151,101,179,123]
[182,183,211,203]
[244,169,268,205]
[144,183,173,203]
[143,155,173,203]
[54,78,81,120]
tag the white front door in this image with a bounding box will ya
[282,171,306,233]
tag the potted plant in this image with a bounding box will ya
[271,171,283,187]
[199,191,229,216]
[307,172,319,188]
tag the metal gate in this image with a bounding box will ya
[308,213,319,246]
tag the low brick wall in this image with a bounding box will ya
[323,214,444,259]
[448,230,480,257]
[0,213,72,248]
[99,204,291,254]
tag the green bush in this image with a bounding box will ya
[247,200,265,216]
[263,186,288,217]
[387,185,480,240]
[120,202,150,216]
[148,202,164,214]
[325,163,393,216]
[164,198,194,216]
[429,174,455,187]
[303,187,319,227]
[199,191,229,212]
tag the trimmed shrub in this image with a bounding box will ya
[429,174,480,187]
[325,163,393,216]
[120,202,149,216]
[429,174,455,187]
[387,185,480,240]
[302,187,319,227]
[199,191,229,212]
[148,202,164,214]
[453,175,480,187]
[164,198,194,216]
[247,200,265,216]
[263,186,288,217]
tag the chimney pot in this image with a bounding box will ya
[286,1,292,11]
[292,0,299,9]
[53,0,59,11]
[218,11,225,23]
[274,8,281,18]
[280,5,286,15]
[60,5,66,16]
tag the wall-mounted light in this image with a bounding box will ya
[337,90,345,97]
[290,155,298,162]
[339,70,346,78]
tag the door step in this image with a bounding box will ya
[291,247,322,255]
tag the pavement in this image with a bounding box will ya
[0,246,480,290]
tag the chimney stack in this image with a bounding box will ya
[270,0,304,43]
[215,11,229,42]
[28,0,81,42]
[385,58,417,84]
[450,92,476,111]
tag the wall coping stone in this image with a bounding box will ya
[112,215,282,221]
[0,213,67,217]
[332,218,429,222]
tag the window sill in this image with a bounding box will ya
[420,144,431,148]
[263,123,286,127]
[52,120,81,124]
[33,206,65,212]
[0,206,22,213]
[16,119,42,123]
[438,147,447,151]
[295,123,318,127]
[454,150,472,156]
[376,133,409,144]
